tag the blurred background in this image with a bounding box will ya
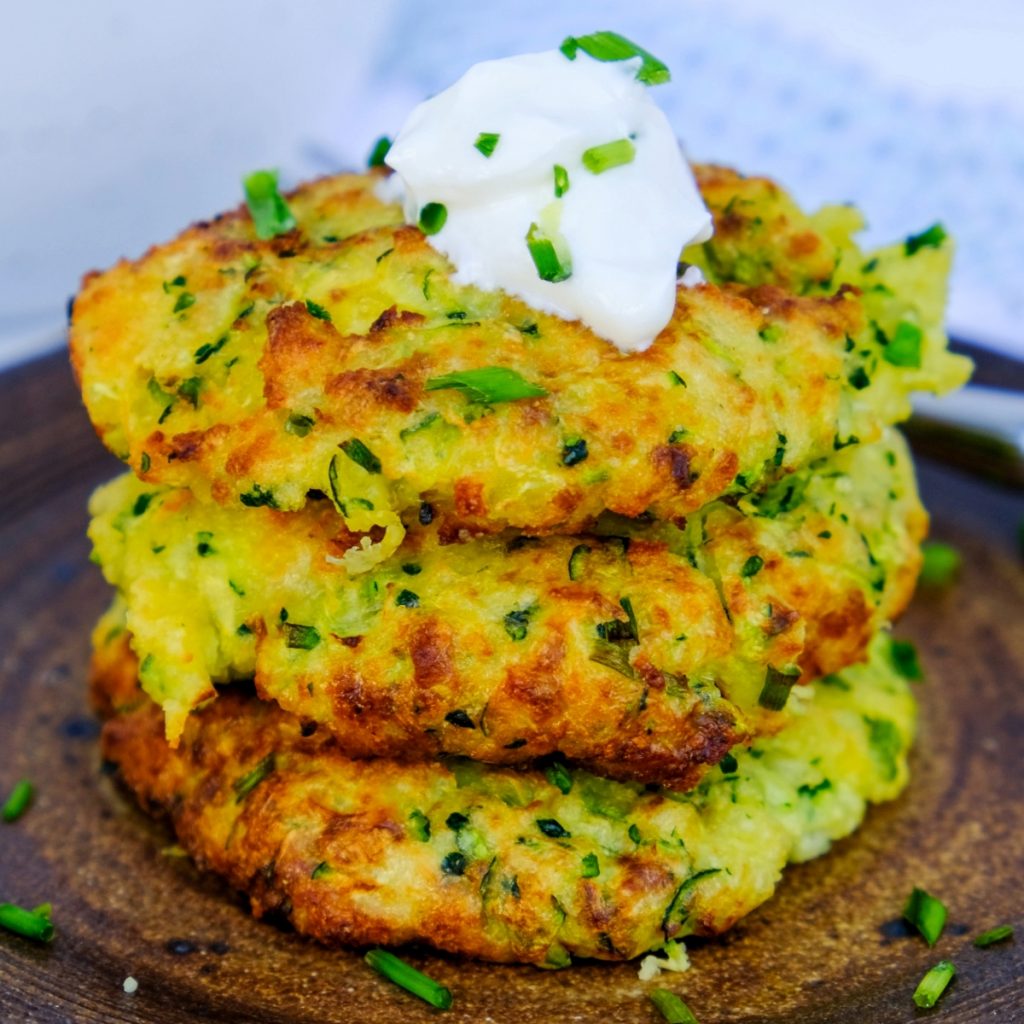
[3,0,1023,371]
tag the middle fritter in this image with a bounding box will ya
[90,428,923,787]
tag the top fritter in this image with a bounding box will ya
[70,163,969,571]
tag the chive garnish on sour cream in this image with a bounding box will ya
[560,30,671,86]
[243,170,297,240]
[473,132,500,158]
[554,164,570,197]
[418,202,448,235]
[525,222,572,282]
[367,135,392,168]
[364,948,453,1010]
[582,138,637,175]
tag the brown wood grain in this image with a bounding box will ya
[0,349,1022,1023]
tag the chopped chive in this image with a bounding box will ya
[364,948,453,1010]
[758,323,783,343]
[0,903,54,943]
[195,531,215,557]
[285,413,315,437]
[903,887,947,946]
[912,960,956,1009]
[311,861,331,880]
[536,818,571,839]
[668,370,686,387]
[581,138,636,175]
[919,541,961,588]
[474,132,500,158]
[408,810,431,842]
[444,709,475,729]
[628,823,642,844]
[905,223,947,256]
[418,202,447,235]
[367,136,392,168]
[973,925,1013,948]
[848,366,871,390]
[131,493,154,517]
[581,852,600,878]
[888,639,923,681]
[283,623,320,650]
[719,753,738,775]
[140,452,151,473]
[649,988,699,1024]
[243,169,297,240]
[883,320,922,368]
[568,543,591,581]
[440,851,467,876]
[554,164,570,197]
[305,299,332,322]
[339,437,382,474]
[232,754,275,803]
[401,563,422,576]
[177,377,201,408]
[2,779,34,823]
[503,607,532,641]
[239,483,278,508]
[758,665,801,711]
[559,30,671,86]
[544,761,573,794]
[525,222,572,282]
[864,716,902,781]
[562,438,589,466]
[426,366,548,404]
[194,335,227,364]
[396,589,420,608]
[173,291,196,313]
[741,555,764,579]
[667,428,687,444]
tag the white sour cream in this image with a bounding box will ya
[384,48,713,353]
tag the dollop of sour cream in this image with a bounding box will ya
[384,47,713,353]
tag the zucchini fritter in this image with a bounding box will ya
[94,629,915,965]
[89,431,924,783]
[70,165,968,570]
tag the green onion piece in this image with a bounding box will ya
[562,438,589,466]
[888,639,923,681]
[418,202,448,235]
[559,30,671,86]
[912,960,956,1009]
[339,437,382,474]
[305,299,332,322]
[649,987,700,1023]
[581,852,600,878]
[367,136,392,168]
[285,413,315,437]
[536,818,571,839]
[474,132,500,158]
[364,948,453,1010]
[408,809,431,842]
[425,366,548,404]
[903,886,947,947]
[503,607,531,641]
[173,291,196,313]
[568,544,591,581]
[0,903,55,943]
[740,555,764,579]
[243,169,297,240]
[554,164,570,197]
[905,223,947,256]
[396,589,420,608]
[232,754,275,803]
[973,925,1013,948]
[883,320,923,368]
[544,761,573,794]
[311,861,331,880]
[444,709,475,729]
[2,779,34,823]
[582,138,636,175]
[525,222,572,282]
[719,753,738,775]
[282,623,320,650]
[758,665,801,711]
[194,335,228,365]
[919,541,961,588]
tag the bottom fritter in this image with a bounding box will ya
[93,628,915,966]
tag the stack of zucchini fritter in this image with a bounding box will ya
[72,164,969,965]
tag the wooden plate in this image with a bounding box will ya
[1,351,1021,1024]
